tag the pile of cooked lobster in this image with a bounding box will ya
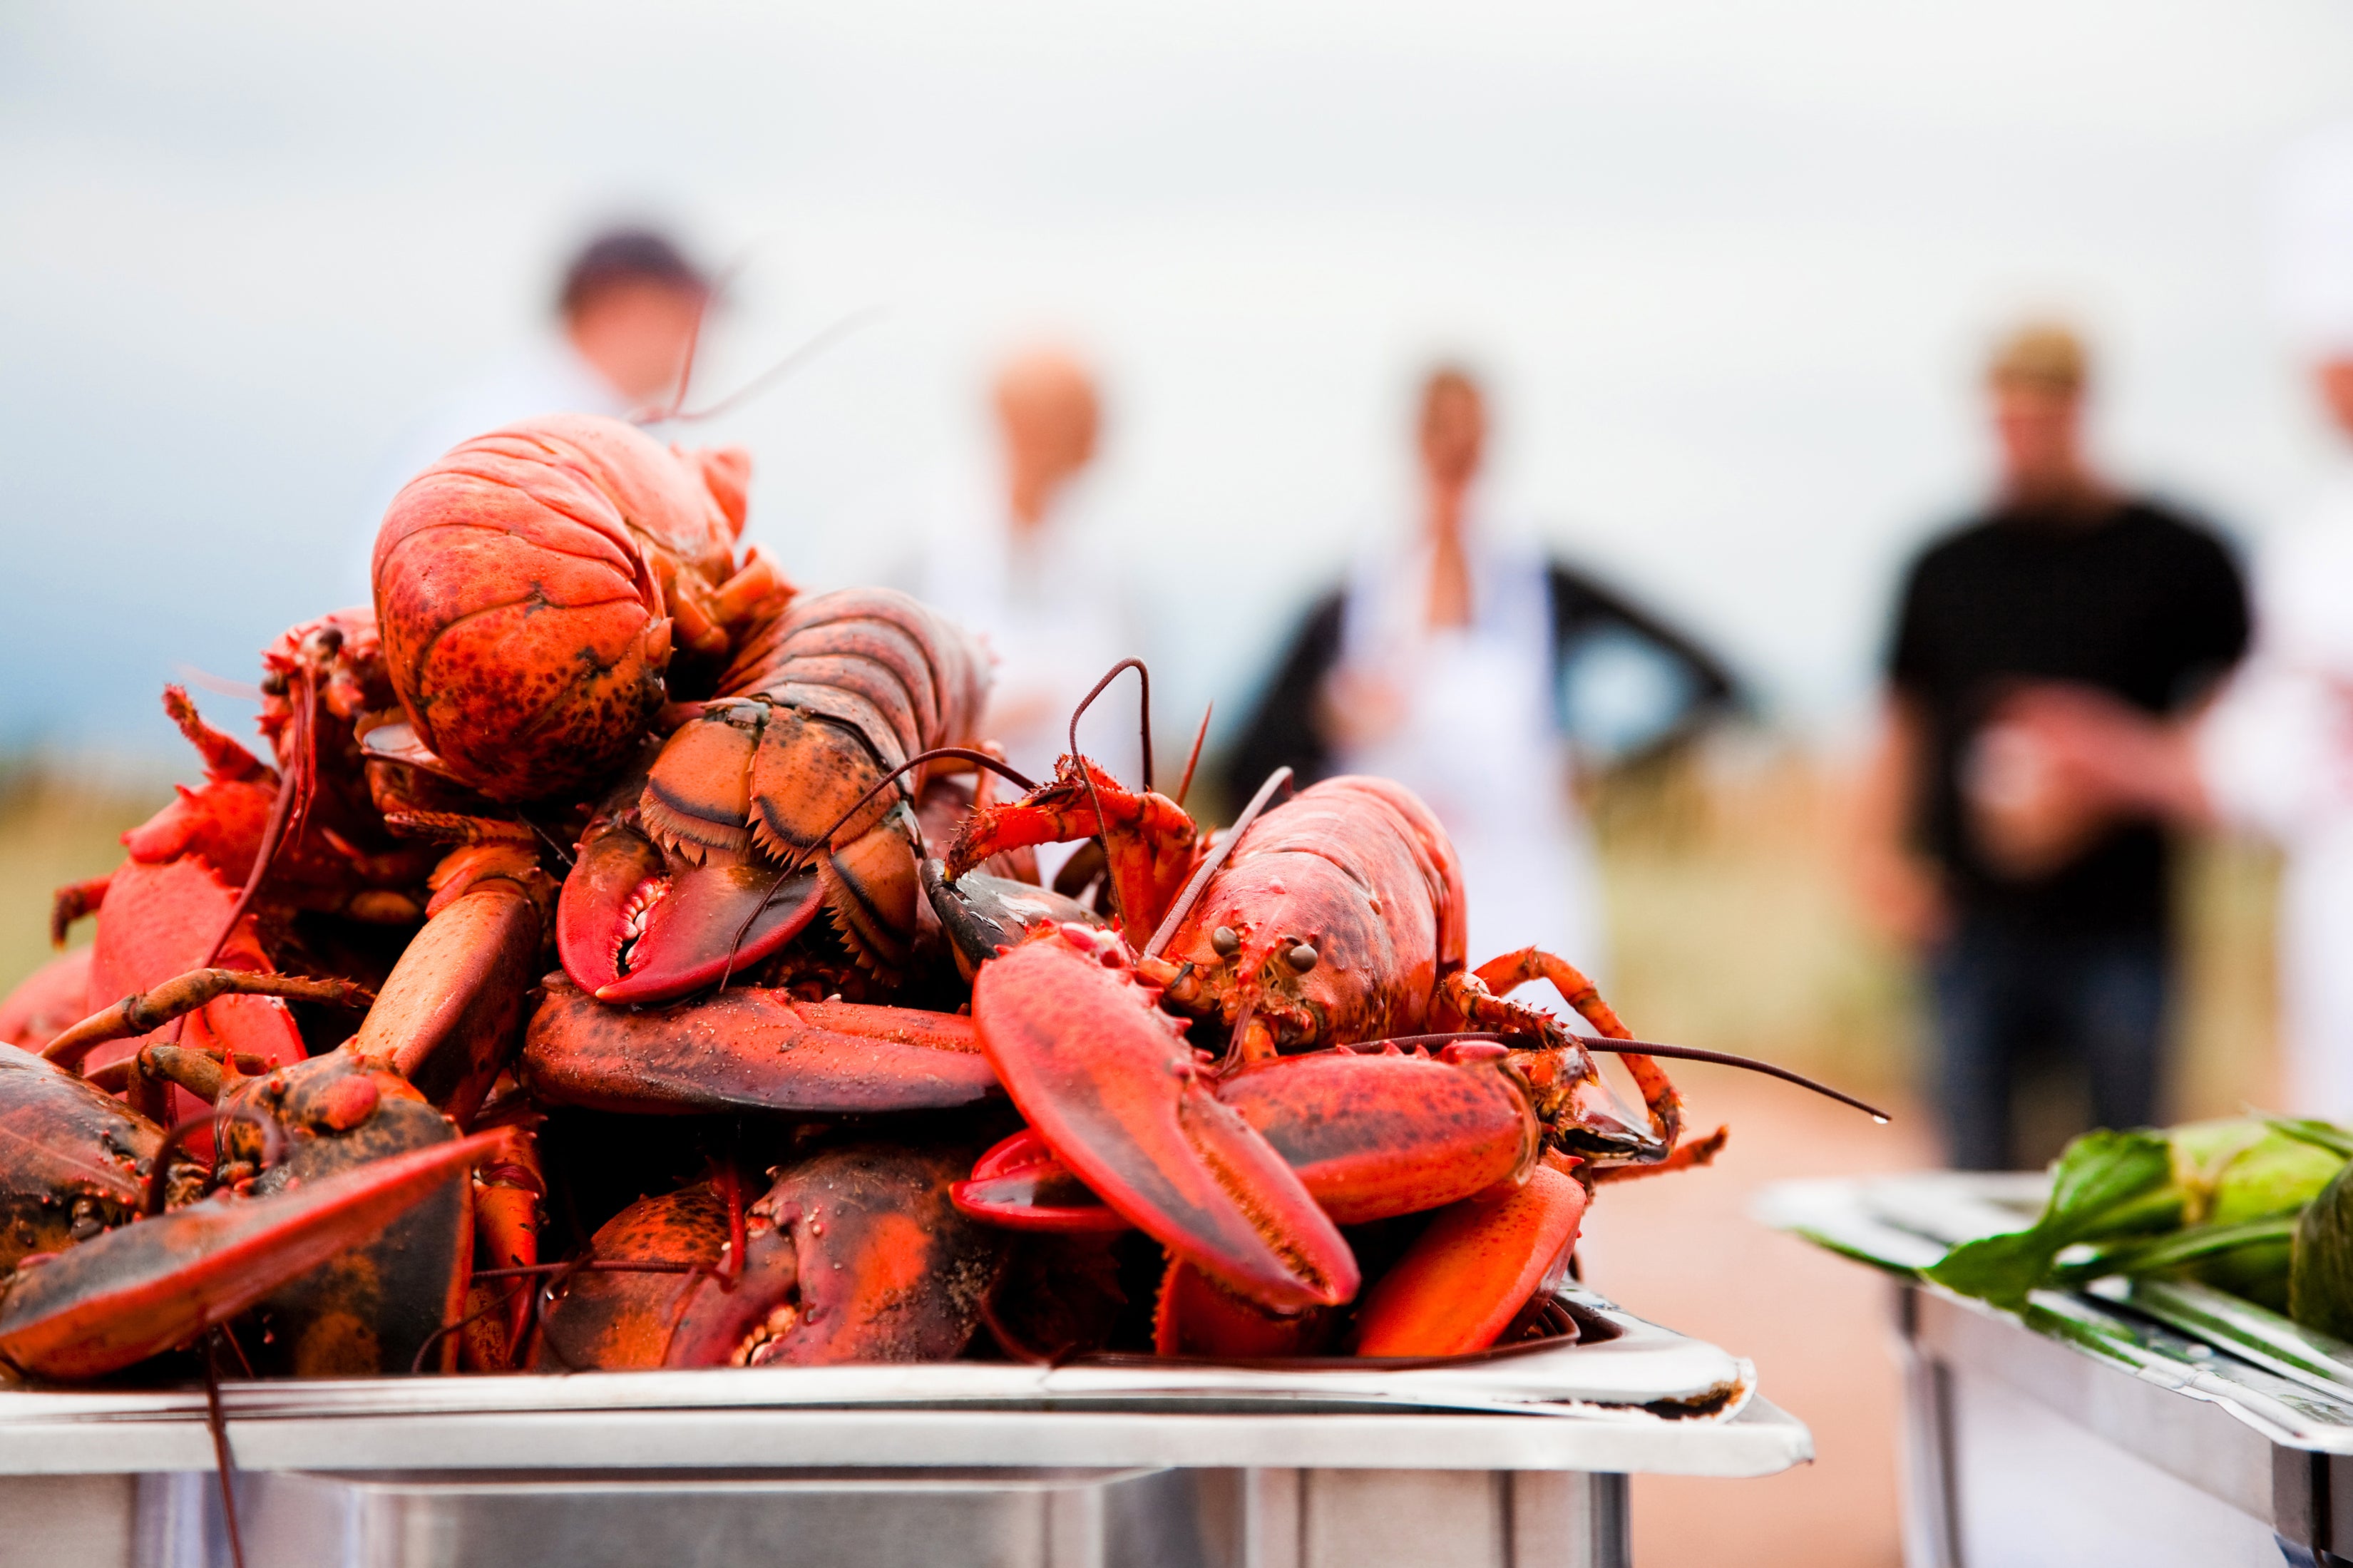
[0,413,1860,1385]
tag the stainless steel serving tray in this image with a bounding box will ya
[0,1287,1808,1481]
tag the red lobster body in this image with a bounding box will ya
[371,413,788,804]
[1159,776,1463,1053]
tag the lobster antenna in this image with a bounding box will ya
[634,245,814,425]
[1174,702,1212,809]
[715,746,1038,988]
[1067,657,1154,792]
[1064,660,1155,936]
[202,1333,250,1568]
[1365,1031,1890,1122]
[647,305,888,426]
[1142,765,1291,961]
[173,665,265,704]
[638,251,751,426]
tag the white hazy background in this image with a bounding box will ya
[6,1,2353,762]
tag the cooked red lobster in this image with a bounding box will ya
[931,756,1735,1353]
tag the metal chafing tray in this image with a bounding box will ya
[1761,1173,2353,1567]
[0,1286,1810,1568]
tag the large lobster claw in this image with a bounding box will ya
[0,1129,507,1380]
[524,977,999,1116]
[556,804,826,1005]
[535,1146,1005,1370]
[971,926,1357,1311]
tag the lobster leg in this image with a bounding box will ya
[1351,1161,1589,1357]
[349,876,541,1127]
[41,971,374,1072]
[50,876,111,947]
[1442,950,1683,1157]
[970,926,1358,1310]
[946,758,1201,948]
[523,978,998,1116]
[1593,1124,1728,1183]
[461,1106,543,1371]
[0,1129,506,1380]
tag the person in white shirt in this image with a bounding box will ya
[914,347,1137,793]
[1225,367,1741,973]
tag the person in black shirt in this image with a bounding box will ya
[1859,323,2250,1169]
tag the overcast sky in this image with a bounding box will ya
[6,1,2353,764]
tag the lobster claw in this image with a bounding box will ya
[971,926,1358,1311]
[0,1129,507,1381]
[556,814,824,1003]
[1350,1161,1589,1358]
[953,1127,1130,1232]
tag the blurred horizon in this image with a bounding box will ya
[8,0,2353,765]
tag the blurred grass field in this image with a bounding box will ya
[0,763,169,995]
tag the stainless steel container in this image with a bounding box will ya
[0,1288,1808,1568]
[1763,1173,2353,1568]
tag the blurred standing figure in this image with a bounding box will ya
[1855,324,2249,1169]
[916,347,1134,790]
[1226,367,1739,971]
[361,227,709,585]
[2199,127,2353,1122]
[1989,129,2353,1123]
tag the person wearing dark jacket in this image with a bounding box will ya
[1224,367,1743,972]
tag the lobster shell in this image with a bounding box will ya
[372,414,755,804]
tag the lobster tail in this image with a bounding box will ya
[371,414,767,804]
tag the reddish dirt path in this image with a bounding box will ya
[1577,1063,1933,1567]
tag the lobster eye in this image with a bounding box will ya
[1211,926,1240,957]
[1285,943,1318,973]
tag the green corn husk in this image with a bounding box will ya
[2290,1156,2353,1341]
[1925,1118,2347,1313]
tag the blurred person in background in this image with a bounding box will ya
[1980,128,2353,1124]
[914,346,1136,823]
[1854,323,2250,1170]
[1224,364,1741,971]
[359,226,710,584]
